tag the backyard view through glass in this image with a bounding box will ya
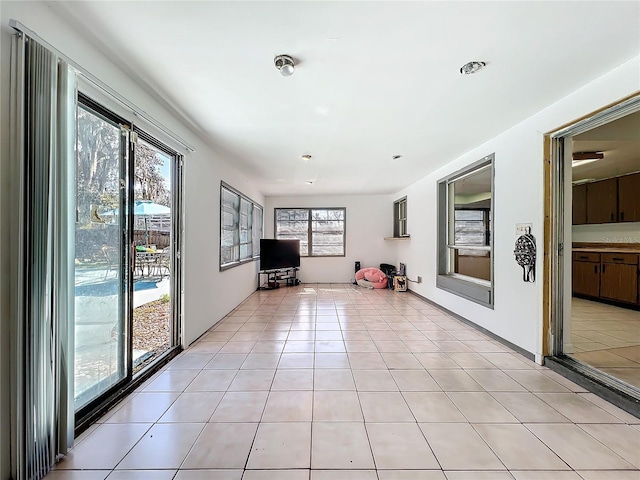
[132,139,172,373]
[74,103,175,410]
[74,105,126,409]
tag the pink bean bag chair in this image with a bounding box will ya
[355,267,388,289]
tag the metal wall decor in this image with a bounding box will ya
[514,226,536,282]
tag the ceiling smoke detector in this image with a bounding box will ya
[274,54,295,77]
[302,154,312,161]
[459,61,486,75]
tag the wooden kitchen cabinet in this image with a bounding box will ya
[586,177,617,224]
[618,172,640,222]
[600,253,638,304]
[572,184,587,225]
[573,257,600,297]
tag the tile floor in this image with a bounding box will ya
[570,297,640,389]
[48,284,640,480]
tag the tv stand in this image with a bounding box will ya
[258,267,299,290]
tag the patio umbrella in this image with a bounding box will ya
[133,200,170,245]
[100,200,170,244]
[132,200,171,216]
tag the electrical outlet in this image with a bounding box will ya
[516,223,533,236]
[417,276,422,283]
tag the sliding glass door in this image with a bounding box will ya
[74,103,128,410]
[74,95,182,418]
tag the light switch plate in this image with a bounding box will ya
[516,223,533,236]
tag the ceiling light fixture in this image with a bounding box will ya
[572,178,596,185]
[459,61,486,75]
[572,159,600,168]
[274,54,295,77]
[573,152,604,161]
[307,181,313,185]
[572,151,604,167]
[302,154,312,161]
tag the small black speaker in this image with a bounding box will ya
[355,261,361,273]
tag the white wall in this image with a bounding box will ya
[391,56,640,358]
[0,3,263,478]
[573,223,640,244]
[265,195,396,283]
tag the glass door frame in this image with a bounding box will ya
[129,126,183,372]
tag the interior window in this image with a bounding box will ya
[437,155,494,307]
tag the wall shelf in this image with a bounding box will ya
[384,236,411,240]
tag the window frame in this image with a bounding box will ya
[239,197,253,260]
[274,207,346,257]
[393,196,408,237]
[437,154,495,308]
[220,182,263,270]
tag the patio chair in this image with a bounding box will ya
[135,251,157,278]
[156,251,170,278]
[101,245,118,280]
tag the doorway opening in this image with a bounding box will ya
[546,95,640,415]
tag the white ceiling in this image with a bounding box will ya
[49,1,640,196]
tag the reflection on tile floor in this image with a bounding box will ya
[570,297,640,389]
[49,285,640,480]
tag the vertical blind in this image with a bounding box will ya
[12,33,76,480]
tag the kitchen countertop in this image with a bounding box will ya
[574,247,640,254]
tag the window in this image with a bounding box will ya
[393,196,408,237]
[437,154,494,307]
[220,183,263,269]
[275,208,346,256]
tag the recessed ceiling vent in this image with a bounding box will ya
[459,61,486,75]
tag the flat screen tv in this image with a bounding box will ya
[260,239,300,271]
